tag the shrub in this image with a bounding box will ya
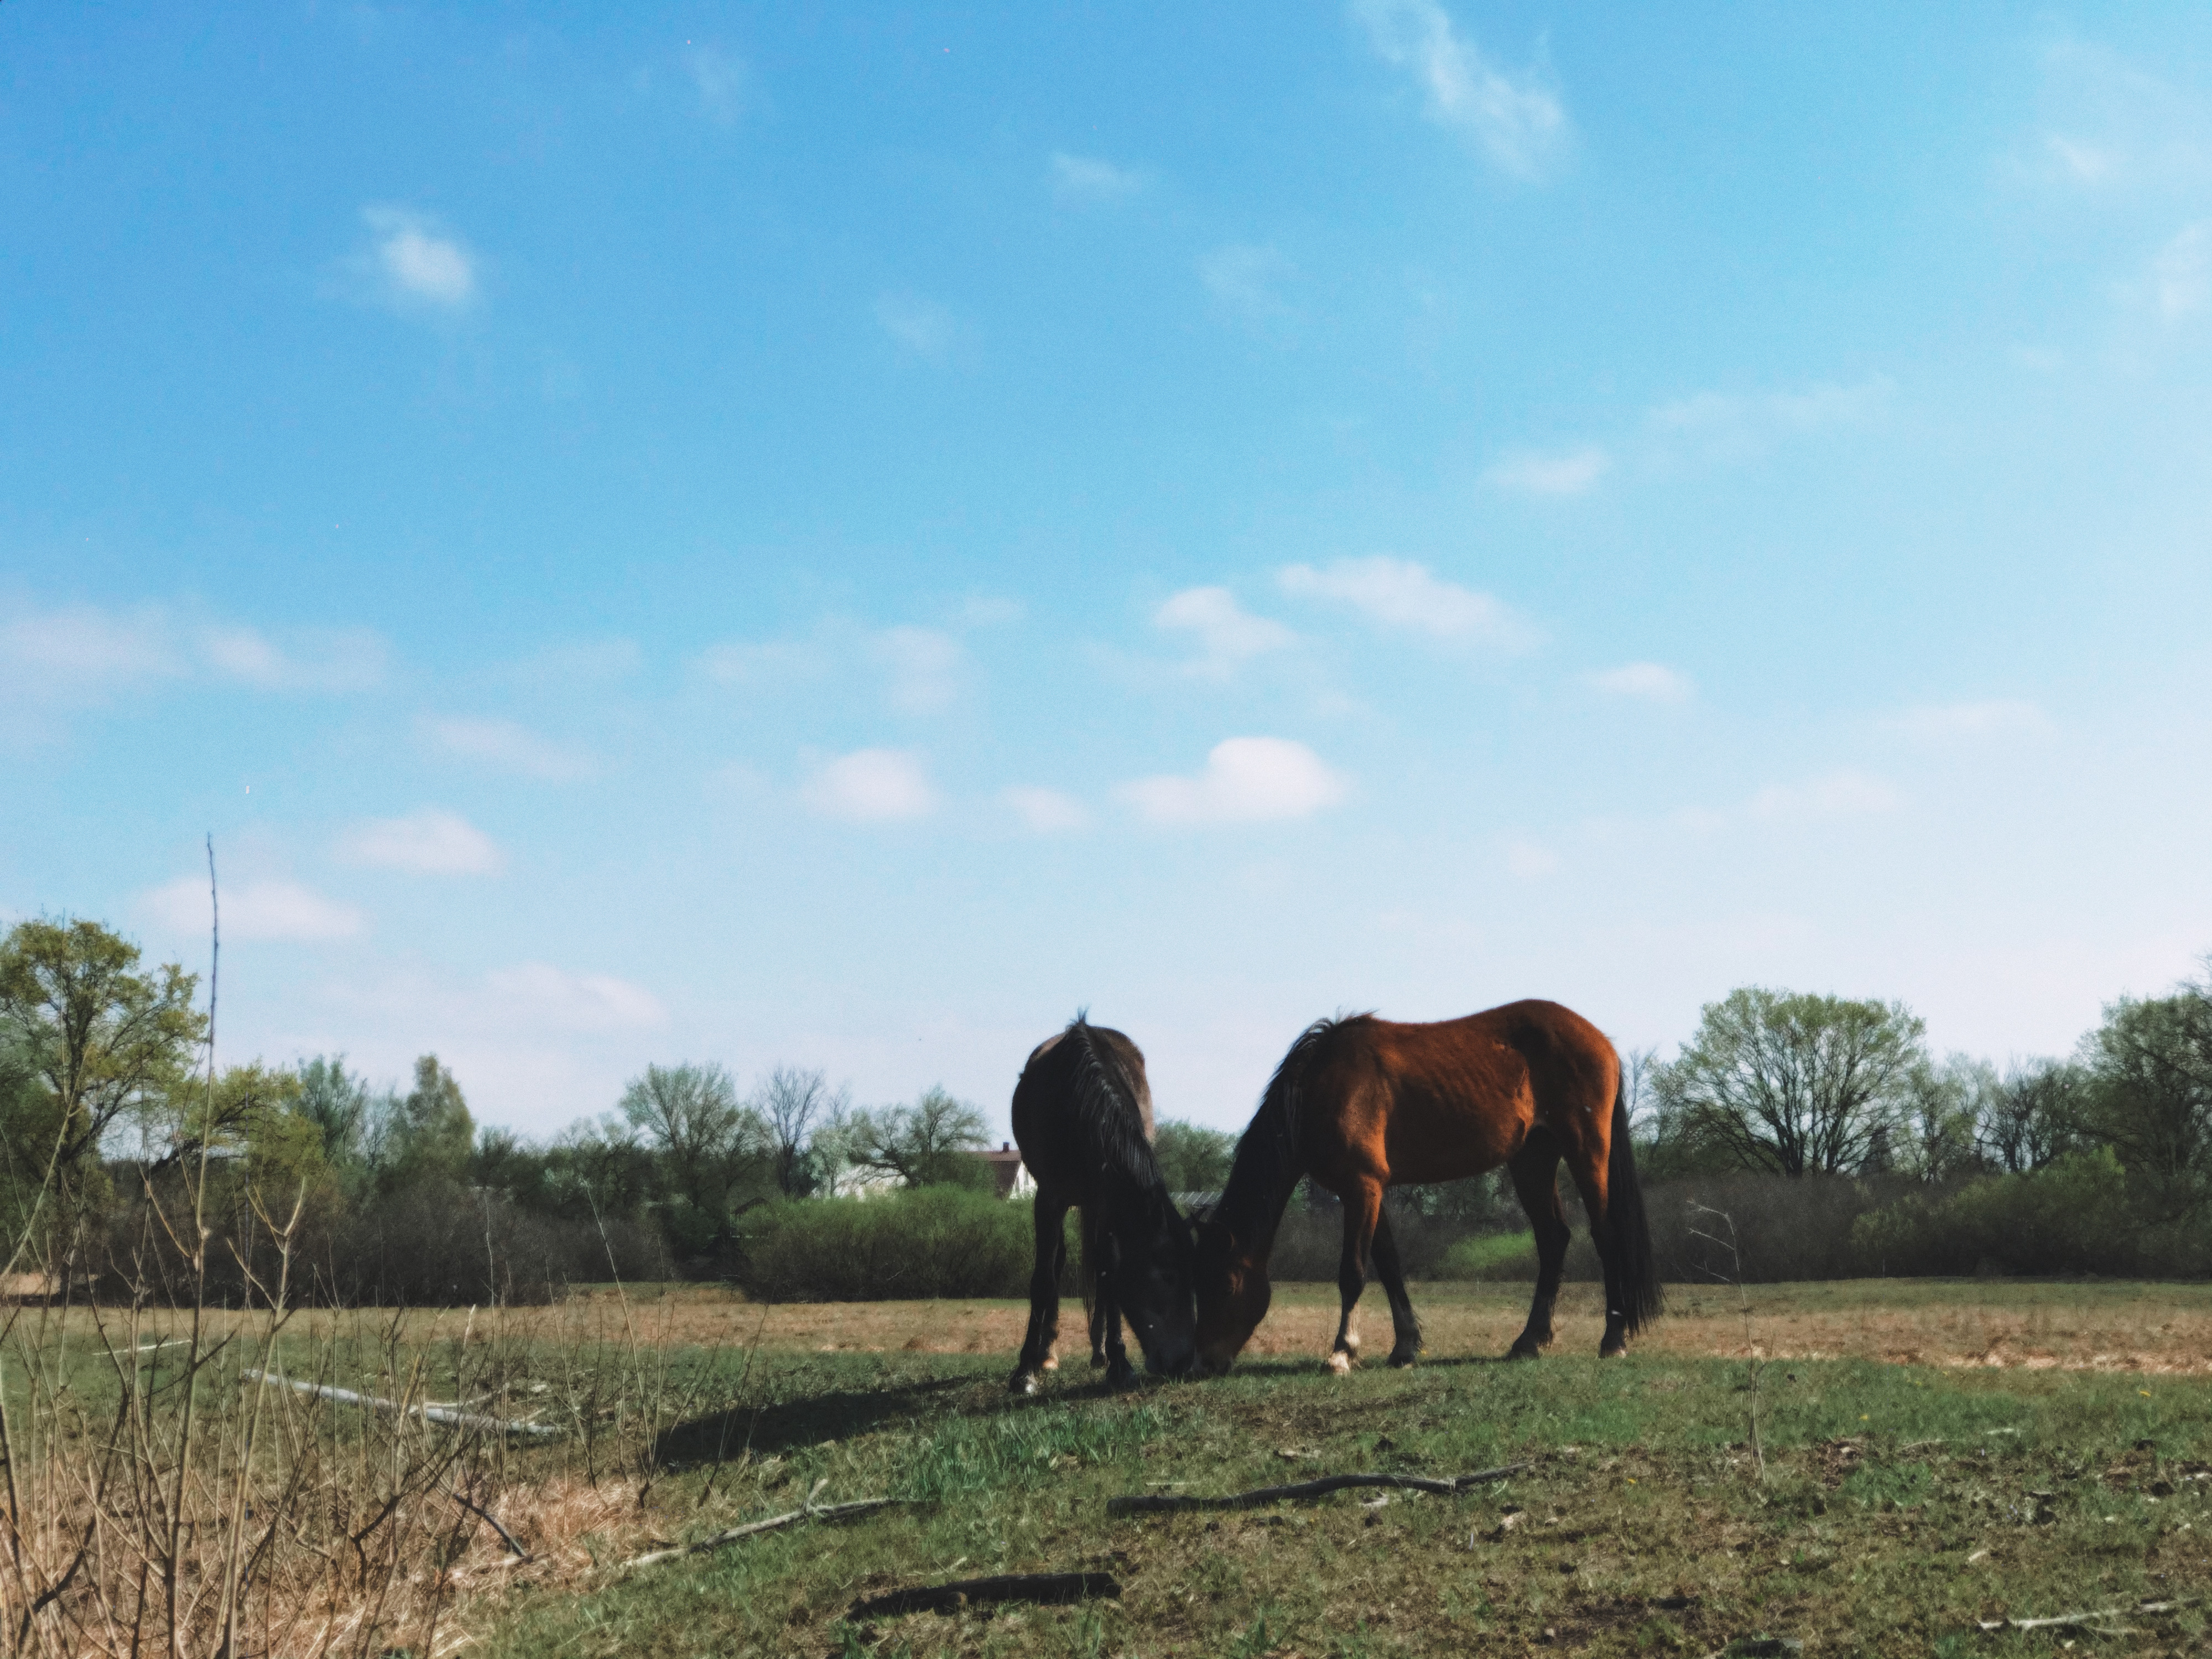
[735,1187,1039,1301]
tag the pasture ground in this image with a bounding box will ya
[14,1281,2209,1656]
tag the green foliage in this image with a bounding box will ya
[735,1186,1033,1300]
[1652,987,1929,1177]
[844,1086,988,1188]
[1152,1119,1234,1193]
[378,1054,475,1191]
[2074,981,2212,1219]
[0,917,204,1201]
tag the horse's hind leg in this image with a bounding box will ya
[1328,1179,1383,1374]
[1096,1280,1137,1389]
[1507,1141,1570,1360]
[1009,1193,1071,1395]
[1370,1206,1423,1367]
[1564,1159,1627,1358]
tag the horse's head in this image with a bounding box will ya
[1100,1204,1200,1379]
[1190,1214,1271,1377]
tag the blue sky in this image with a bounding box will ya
[6,4,2211,1140]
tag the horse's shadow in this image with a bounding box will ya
[653,1372,976,1468]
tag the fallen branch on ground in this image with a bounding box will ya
[242,1369,560,1438]
[850,1572,1120,1619]
[620,1489,924,1570]
[448,1488,532,1562]
[1106,1463,1527,1516]
[1976,1596,2197,1635]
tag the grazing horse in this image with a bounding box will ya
[1008,1018,1199,1392]
[1192,1000,1661,1376]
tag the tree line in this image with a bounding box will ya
[5,914,2207,1301]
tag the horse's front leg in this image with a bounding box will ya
[1008,1193,1071,1395]
[1328,1180,1382,1374]
[1095,1276,1137,1389]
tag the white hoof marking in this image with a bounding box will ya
[1343,1330,1361,1354]
[1325,1351,1352,1375]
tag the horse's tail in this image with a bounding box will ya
[1606,1071,1663,1335]
[1078,1203,1106,1357]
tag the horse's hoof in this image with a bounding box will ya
[1008,1370,1040,1396]
[1105,1360,1138,1390]
[1599,1341,1628,1359]
[1040,1355,1059,1372]
[1387,1348,1419,1369]
[1506,1341,1544,1361]
[1325,1350,1353,1375]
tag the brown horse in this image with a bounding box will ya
[1192,1000,1660,1375]
[1008,1018,1199,1392]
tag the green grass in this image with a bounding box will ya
[467,1346,2212,1657]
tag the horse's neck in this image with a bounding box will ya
[1217,1147,1300,1265]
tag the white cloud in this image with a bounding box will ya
[1481,445,1610,496]
[337,808,504,876]
[1198,244,1297,331]
[1278,555,1537,649]
[875,292,957,357]
[144,876,364,942]
[1118,737,1347,826]
[199,624,388,692]
[1050,152,1144,203]
[1751,769,1902,820]
[870,626,964,714]
[1648,376,1892,462]
[2046,133,2116,184]
[423,715,595,782]
[1886,699,2050,741]
[1351,0,1568,179]
[1003,786,1089,833]
[1153,587,1297,678]
[685,44,751,124]
[361,207,476,310]
[699,637,821,688]
[484,962,668,1032]
[803,748,938,822]
[0,601,388,705]
[2154,222,2211,320]
[1591,662,1693,703]
[1504,837,1560,878]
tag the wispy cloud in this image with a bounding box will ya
[143,876,365,942]
[1003,786,1089,833]
[1504,836,1559,878]
[684,44,751,124]
[337,808,504,875]
[1278,555,1538,650]
[0,601,388,704]
[484,962,668,1031]
[357,207,476,311]
[1750,769,1902,820]
[1481,445,1610,497]
[423,715,595,782]
[1885,699,2050,741]
[1153,587,1297,679]
[870,626,964,715]
[700,620,966,714]
[1351,0,1568,179]
[2028,40,2211,194]
[875,292,958,357]
[2153,222,2211,320]
[1198,244,1298,332]
[1647,376,1892,464]
[803,748,938,822]
[1050,152,1144,203]
[1118,737,1347,826]
[1591,662,1693,703]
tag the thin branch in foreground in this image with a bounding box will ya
[620,1497,922,1570]
[241,1369,560,1438]
[447,1489,532,1563]
[1105,1463,1527,1516]
[1976,1596,2198,1635]
[850,1573,1121,1619]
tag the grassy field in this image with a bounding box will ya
[9,1280,2209,1657]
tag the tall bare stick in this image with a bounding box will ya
[1688,1202,1765,1481]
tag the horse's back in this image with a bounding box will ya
[1012,1020,1153,1194]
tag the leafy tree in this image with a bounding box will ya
[0,918,204,1220]
[1976,1058,2088,1173]
[296,1054,376,1178]
[754,1065,848,1196]
[1898,1054,1998,1181]
[378,1054,475,1190]
[1652,987,1928,1178]
[2075,976,2212,1219]
[1152,1119,1235,1194]
[847,1087,987,1188]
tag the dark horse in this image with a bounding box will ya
[1193,1000,1661,1375]
[1008,1018,1199,1393]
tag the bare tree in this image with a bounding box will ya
[1976,1057,2086,1173]
[847,1087,988,1188]
[754,1065,849,1195]
[1652,987,1927,1178]
[619,1062,755,1167]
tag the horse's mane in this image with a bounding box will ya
[1061,1016,1173,1216]
[1214,1015,1360,1250]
